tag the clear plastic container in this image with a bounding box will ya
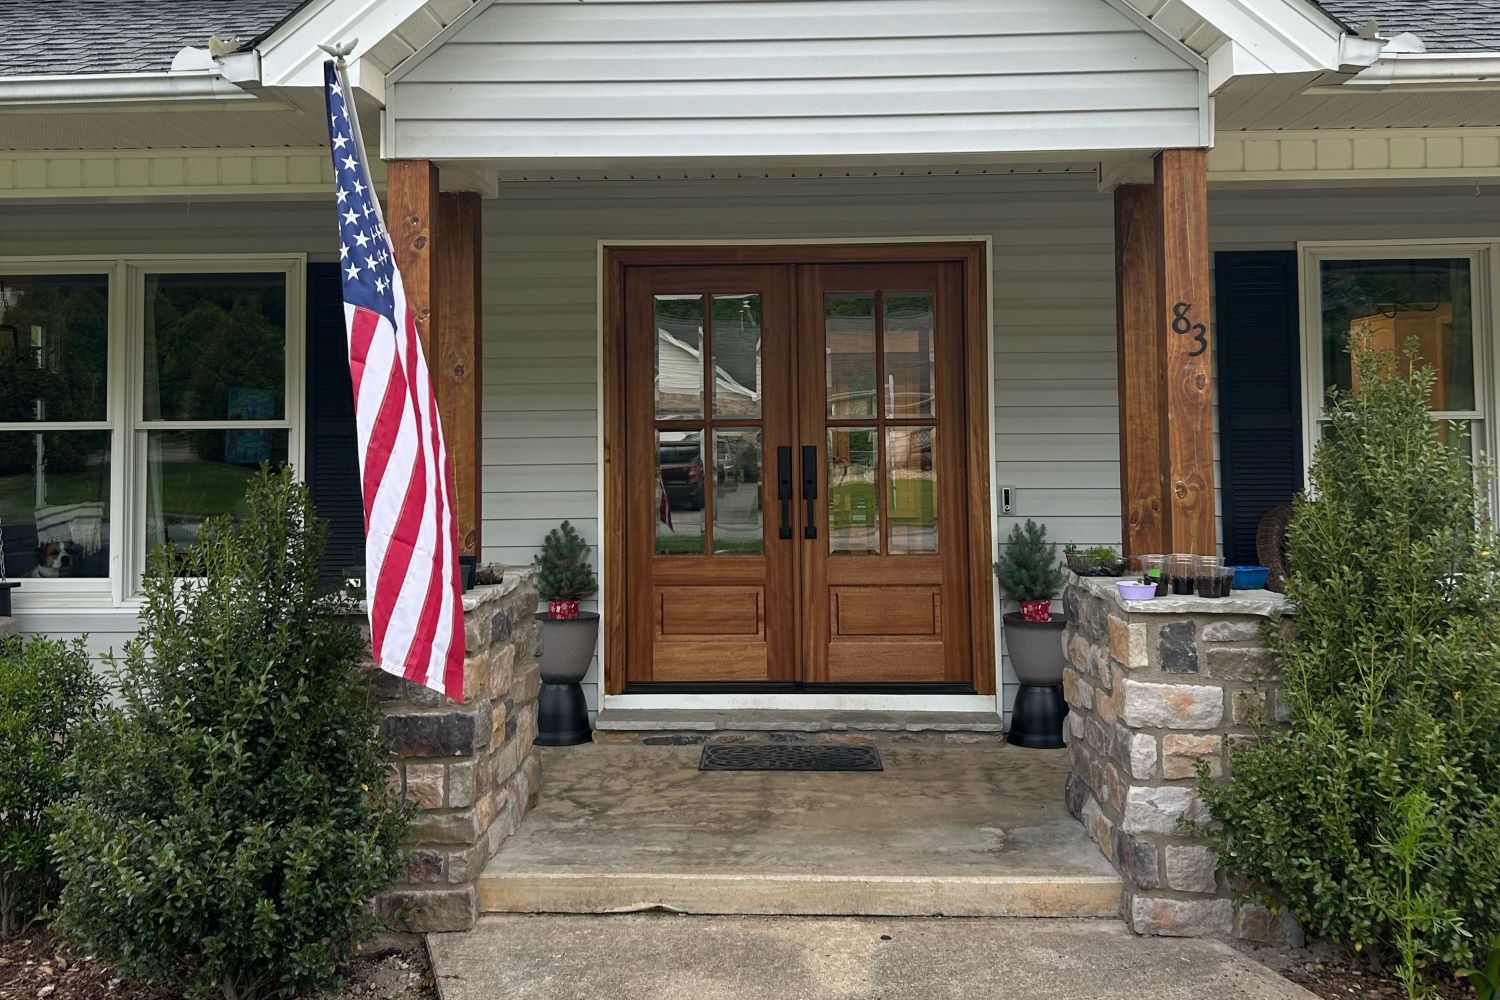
[1137,553,1167,597]
[1169,554,1196,596]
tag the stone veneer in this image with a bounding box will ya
[1060,572,1300,944]
[0,616,15,641]
[363,572,541,933]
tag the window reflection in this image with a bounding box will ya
[825,294,876,418]
[0,274,109,422]
[655,430,706,555]
[828,427,879,554]
[1321,259,1474,412]
[713,429,762,555]
[144,273,286,421]
[884,293,934,417]
[655,295,704,420]
[145,430,288,552]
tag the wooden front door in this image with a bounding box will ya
[615,248,988,691]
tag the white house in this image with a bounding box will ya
[3,0,1500,725]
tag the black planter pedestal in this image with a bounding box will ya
[536,682,592,747]
[534,611,600,748]
[1006,683,1068,749]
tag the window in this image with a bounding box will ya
[1302,242,1496,481]
[0,257,303,603]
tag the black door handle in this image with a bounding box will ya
[776,446,793,540]
[801,445,818,540]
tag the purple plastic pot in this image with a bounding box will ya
[1117,581,1158,601]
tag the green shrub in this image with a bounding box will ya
[0,634,103,936]
[1197,343,1500,994]
[994,519,1064,602]
[50,467,408,1000]
[533,520,598,601]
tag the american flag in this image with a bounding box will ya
[324,60,464,700]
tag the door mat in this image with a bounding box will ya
[699,743,883,772]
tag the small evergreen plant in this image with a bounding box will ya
[1197,342,1500,995]
[533,520,598,602]
[994,519,1064,602]
[0,635,103,937]
[50,467,407,1000]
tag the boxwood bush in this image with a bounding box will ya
[50,468,408,1000]
[0,634,103,937]
[1198,343,1500,995]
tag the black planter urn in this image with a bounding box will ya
[534,611,599,746]
[1003,611,1069,749]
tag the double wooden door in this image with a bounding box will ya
[619,253,985,690]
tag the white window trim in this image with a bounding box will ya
[1298,239,1500,506]
[0,253,306,611]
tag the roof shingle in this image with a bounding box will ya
[0,0,308,77]
[1316,0,1500,53]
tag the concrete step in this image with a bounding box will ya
[592,709,1006,745]
[476,743,1122,920]
[477,869,1122,918]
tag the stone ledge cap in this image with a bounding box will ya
[1068,572,1292,619]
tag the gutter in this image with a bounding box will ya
[0,47,263,108]
[1342,52,1500,88]
[0,72,253,108]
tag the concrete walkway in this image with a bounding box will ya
[427,914,1318,1000]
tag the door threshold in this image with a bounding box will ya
[593,705,1005,744]
[601,693,998,714]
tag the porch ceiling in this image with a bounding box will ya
[1216,73,1500,129]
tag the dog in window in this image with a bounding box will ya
[24,540,78,577]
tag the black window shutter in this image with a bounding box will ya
[1215,251,1303,567]
[304,262,365,588]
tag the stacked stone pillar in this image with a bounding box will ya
[366,573,541,932]
[1060,573,1298,943]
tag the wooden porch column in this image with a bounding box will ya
[1114,183,1165,557]
[386,160,440,356]
[1114,150,1216,556]
[1154,148,1216,556]
[436,191,484,557]
[385,161,484,557]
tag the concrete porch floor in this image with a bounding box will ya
[478,743,1121,918]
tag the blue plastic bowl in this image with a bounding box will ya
[1231,565,1269,590]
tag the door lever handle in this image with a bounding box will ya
[776,446,793,540]
[801,445,818,540]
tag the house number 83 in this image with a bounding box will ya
[1171,302,1208,358]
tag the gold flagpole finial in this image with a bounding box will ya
[318,39,360,69]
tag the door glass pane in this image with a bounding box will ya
[884,293,934,417]
[655,430,706,555]
[713,429,762,555]
[143,273,287,421]
[711,294,761,418]
[825,293,876,418]
[145,429,288,552]
[887,427,937,554]
[655,295,704,419]
[1320,259,1474,411]
[0,274,110,422]
[828,427,878,554]
[0,430,111,578]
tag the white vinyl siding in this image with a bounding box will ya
[386,0,1207,161]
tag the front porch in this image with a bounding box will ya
[477,739,1120,919]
